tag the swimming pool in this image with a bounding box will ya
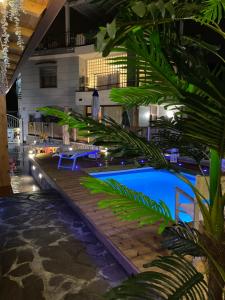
[90,168,196,222]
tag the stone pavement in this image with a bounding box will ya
[8,144,40,194]
[0,191,127,300]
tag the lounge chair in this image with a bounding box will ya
[54,149,99,171]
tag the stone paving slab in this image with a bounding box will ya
[33,155,166,273]
[0,191,127,300]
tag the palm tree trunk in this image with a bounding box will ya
[208,261,224,299]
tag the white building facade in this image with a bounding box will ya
[19,3,167,142]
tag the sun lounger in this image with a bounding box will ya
[54,149,99,171]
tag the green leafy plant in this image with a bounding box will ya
[40,0,225,298]
[81,176,174,233]
[106,255,208,300]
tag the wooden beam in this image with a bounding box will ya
[22,0,47,17]
[0,95,12,196]
[9,42,24,53]
[8,53,20,63]
[8,23,34,39]
[8,0,66,92]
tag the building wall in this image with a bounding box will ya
[20,56,78,141]
[20,49,168,142]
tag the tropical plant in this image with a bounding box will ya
[40,0,225,298]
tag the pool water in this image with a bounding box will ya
[90,168,196,222]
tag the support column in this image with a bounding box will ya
[0,95,12,196]
[62,107,70,145]
[65,2,70,46]
[127,50,139,128]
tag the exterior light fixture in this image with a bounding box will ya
[166,110,174,119]
[69,147,73,151]
[32,185,37,192]
[28,153,35,159]
[32,165,36,171]
[38,173,43,179]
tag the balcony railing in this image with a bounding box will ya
[77,74,135,92]
[35,32,95,52]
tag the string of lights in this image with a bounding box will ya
[0,0,24,93]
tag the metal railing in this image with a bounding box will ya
[77,76,138,92]
[28,122,89,143]
[35,32,95,52]
[175,186,200,228]
[28,122,155,143]
[7,114,20,129]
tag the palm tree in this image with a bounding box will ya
[40,0,225,298]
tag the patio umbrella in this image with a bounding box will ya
[122,110,131,128]
[92,89,100,121]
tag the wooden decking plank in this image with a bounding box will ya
[34,155,166,273]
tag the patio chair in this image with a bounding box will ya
[54,149,99,171]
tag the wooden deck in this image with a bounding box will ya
[33,155,167,274]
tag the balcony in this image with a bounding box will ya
[34,32,95,55]
[77,73,128,92]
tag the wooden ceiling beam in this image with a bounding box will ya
[8,54,21,63]
[8,62,17,69]
[8,42,23,53]
[22,0,48,17]
[8,23,34,39]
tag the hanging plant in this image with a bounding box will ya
[0,0,24,93]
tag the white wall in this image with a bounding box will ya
[20,56,79,141]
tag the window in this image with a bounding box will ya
[86,55,127,90]
[40,66,57,88]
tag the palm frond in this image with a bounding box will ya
[201,0,225,23]
[109,85,169,107]
[105,255,208,299]
[151,117,209,164]
[39,107,169,168]
[95,0,207,56]
[108,30,183,105]
[81,176,174,233]
[162,222,205,257]
[107,30,225,156]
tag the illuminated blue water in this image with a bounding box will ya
[91,168,196,222]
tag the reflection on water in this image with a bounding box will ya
[8,144,40,194]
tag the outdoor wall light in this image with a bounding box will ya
[32,185,37,192]
[69,147,73,151]
[166,110,174,119]
[33,140,37,145]
[28,153,35,159]
[32,165,36,171]
[38,173,43,179]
